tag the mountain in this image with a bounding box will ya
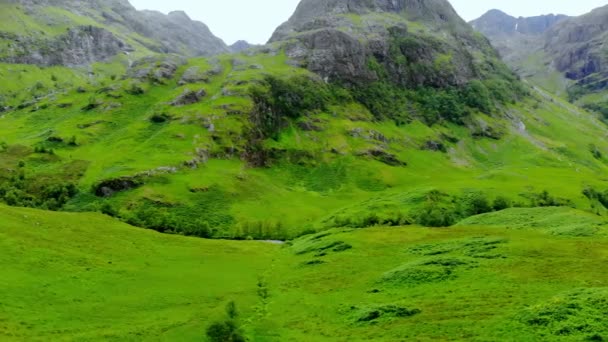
[470,9,568,37]
[269,0,507,89]
[0,0,227,67]
[229,40,258,53]
[0,0,607,240]
[471,6,608,113]
[3,0,608,340]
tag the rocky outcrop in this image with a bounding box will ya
[0,0,228,67]
[543,6,608,82]
[171,88,207,106]
[1,26,131,66]
[269,0,500,88]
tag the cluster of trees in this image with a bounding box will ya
[0,175,78,210]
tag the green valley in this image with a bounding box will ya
[1,205,607,341]
[1,0,608,340]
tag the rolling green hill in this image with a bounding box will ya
[1,204,608,341]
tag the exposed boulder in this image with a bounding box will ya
[171,88,207,106]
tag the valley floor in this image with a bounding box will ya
[1,205,607,341]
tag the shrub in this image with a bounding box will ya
[492,196,512,211]
[589,144,602,160]
[462,192,492,216]
[206,301,246,342]
[416,205,457,227]
[126,82,145,95]
[149,113,172,123]
[463,80,494,113]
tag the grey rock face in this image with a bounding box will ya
[0,0,228,67]
[471,5,608,91]
[270,0,461,42]
[270,0,495,87]
[470,10,568,37]
[543,6,608,81]
[1,26,131,66]
[135,10,228,56]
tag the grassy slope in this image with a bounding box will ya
[1,205,607,341]
[2,48,608,238]
[0,205,277,341]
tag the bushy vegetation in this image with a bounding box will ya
[206,301,247,342]
[248,75,335,140]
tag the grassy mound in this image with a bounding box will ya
[457,207,608,236]
[517,288,608,341]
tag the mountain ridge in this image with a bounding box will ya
[0,0,228,67]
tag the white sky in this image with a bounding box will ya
[128,0,608,45]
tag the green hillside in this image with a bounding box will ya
[2,47,608,239]
[1,205,607,341]
[2,0,608,340]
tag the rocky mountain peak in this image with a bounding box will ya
[267,0,510,91]
[270,0,463,42]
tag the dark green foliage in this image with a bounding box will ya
[206,301,247,342]
[149,113,171,123]
[125,82,145,95]
[380,257,471,286]
[355,305,421,323]
[414,191,499,227]
[248,75,333,139]
[518,288,608,339]
[583,101,608,120]
[492,196,512,211]
[0,179,78,210]
[34,146,55,155]
[234,220,288,240]
[81,96,101,111]
[461,192,492,216]
[99,202,118,217]
[332,211,412,228]
[462,80,494,113]
[526,190,572,207]
[583,187,608,210]
[351,82,411,124]
[589,144,603,160]
[124,187,233,238]
[294,240,352,256]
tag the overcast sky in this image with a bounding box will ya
[128,0,608,45]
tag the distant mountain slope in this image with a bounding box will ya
[470,9,568,37]
[0,0,228,66]
[229,40,258,53]
[471,6,608,112]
